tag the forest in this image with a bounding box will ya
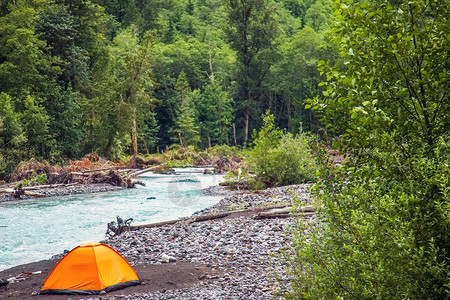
[0,0,337,177]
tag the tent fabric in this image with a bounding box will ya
[40,242,140,295]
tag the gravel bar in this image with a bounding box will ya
[87,184,314,299]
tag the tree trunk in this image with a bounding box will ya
[178,132,184,147]
[141,137,149,155]
[233,123,237,146]
[131,107,138,156]
[243,111,249,147]
[286,94,292,132]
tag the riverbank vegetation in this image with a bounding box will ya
[224,111,318,190]
[0,0,337,179]
[2,144,241,189]
[282,1,450,299]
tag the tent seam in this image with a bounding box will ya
[91,244,103,291]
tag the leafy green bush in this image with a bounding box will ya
[207,144,239,157]
[244,111,283,186]
[284,139,450,299]
[285,0,450,299]
[226,111,317,189]
[270,133,317,186]
[21,171,48,186]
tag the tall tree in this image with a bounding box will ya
[35,5,83,158]
[0,93,26,177]
[0,2,60,160]
[21,95,54,158]
[170,71,200,147]
[270,26,338,132]
[138,111,159,154]
[151,37,212,148]
[224,0,279,146]
[196,80,234,146]
[113,27,156,156]
[0,3,60,100]
[304,0,333,31]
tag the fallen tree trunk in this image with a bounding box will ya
[253,206,315,220]
[23,183,79,190]
[127,205,315,232]
[253,211,315,219]
[129,211,233,231]
[127,165,166,178]
[79,168,121,174]
[129,219,184,230]
[186,211,232,223]
[0,183,79,194]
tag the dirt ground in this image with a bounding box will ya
[0,259,218,299]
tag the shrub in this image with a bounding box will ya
[207,144,239,157]
[227,111,317,189]
[270,133,317,186]
[285,0,450,298]
[21,171,48,186]
[284,139,450,299]
[12,158,54,182]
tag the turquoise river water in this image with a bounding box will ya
[0,168,224,271]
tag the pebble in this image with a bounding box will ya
[161,254,177,263]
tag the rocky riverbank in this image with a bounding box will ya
[99,184,313,299]
[0,184,314,300]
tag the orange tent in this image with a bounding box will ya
[40,242,140,295]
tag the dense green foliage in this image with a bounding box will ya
[226,111,317,189]
[0,0,336,179]
[286,0,450,298]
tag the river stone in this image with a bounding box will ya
[161,253,177,263]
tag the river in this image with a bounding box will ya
[0,168,224,271]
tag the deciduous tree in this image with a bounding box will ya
[289,0,450,298]
[0,93,26,177]
[224,0,279,146]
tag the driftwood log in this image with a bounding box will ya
[22,183,79,190]
[129,211,233,231]
[106,216,134,236]
[253,205,315,219]
[0,183,80,198]
[125,205,315,234]
[127,165,167,178]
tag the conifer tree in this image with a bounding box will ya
[170,71,200,147]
